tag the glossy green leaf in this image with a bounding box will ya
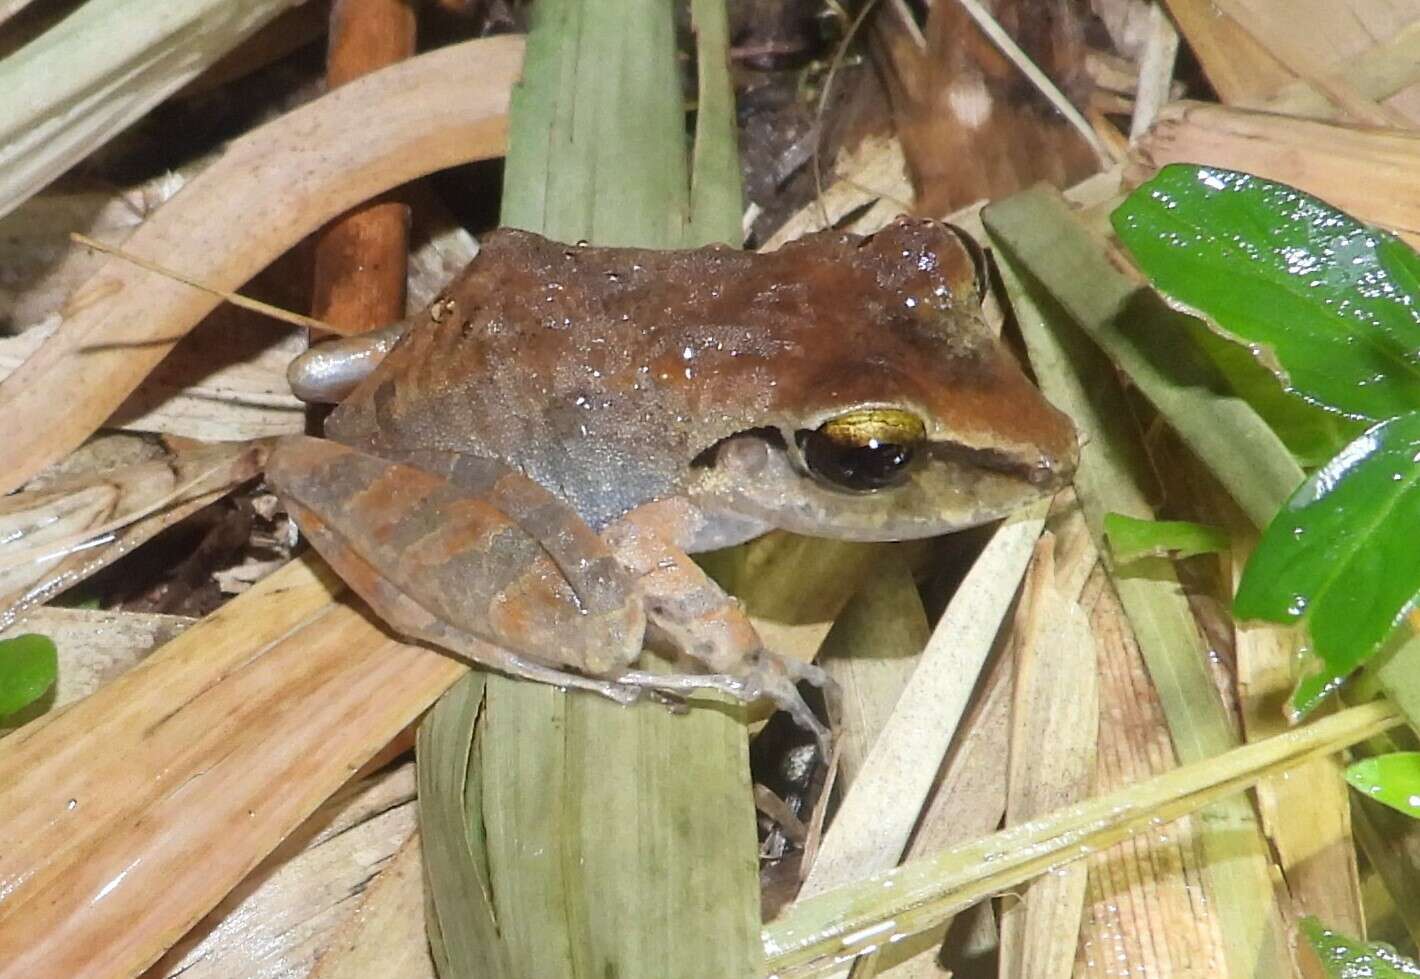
[1103,513,1228,563]
[0,633,56,719]
[1190,324,1364,467]
[1234,412,1420,713]
[1113,164,1420,423]
[1346,752,1420,820]
[1300,916,1420,978]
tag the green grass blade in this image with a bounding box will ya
[765,701,1401,976]
[686,0,742,245]
[988,231,1294,979]
[1103,513,1229,562]
[416,673,509,979]
[422,2,760,976]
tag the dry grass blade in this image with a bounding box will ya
[0,0,301,221]
[0,557,466,977]
[71,232,333,332]
[1230,546,1364,936]
[1127,3,1179,141]
[0,607,192,730]
[999,536,1098,979]
[797,502,1047,907]
[763,700,1403,977]
[1075,562,1229,976]
[0,320,307,442]
[149,763,425,978]
[1264,21,1420,121]
[817,557,930,788]
[1196,0,1411,126]
[0,35,524,496]
[306,833,433,979]
[1159,0,1420,111]
[987,223,1294,976]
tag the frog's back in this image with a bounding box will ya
[327,224,1016,528]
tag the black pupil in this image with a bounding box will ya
[801,431,916,490]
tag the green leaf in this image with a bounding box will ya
[1346,753,1420,820]
[1299,916,1420,978]
[1235,412,1420,713]
[0,633,57,718]
[1190,324,1364,467]
[1112,163,1420,423]
[1103,513,1229,563]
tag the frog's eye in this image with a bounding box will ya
[946,222,990,302]
[798,408,926,491]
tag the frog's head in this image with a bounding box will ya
[683,219,1078,546]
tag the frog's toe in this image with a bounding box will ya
[774,655,835,692]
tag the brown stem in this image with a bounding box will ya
[310,0,417,335]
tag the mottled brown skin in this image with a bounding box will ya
[267,220,1078,741]
[326,220,1075,529]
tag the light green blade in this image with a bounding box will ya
[420,1,759,976]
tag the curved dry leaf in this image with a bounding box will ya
[0,35,524,495]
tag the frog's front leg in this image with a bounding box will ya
[600,499,833,750]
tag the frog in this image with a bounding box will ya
[265,218,1078,747]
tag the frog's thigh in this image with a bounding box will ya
[369,446,633,621]
[267,436,643,676]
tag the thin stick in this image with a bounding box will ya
[311,0,417,335]
[952,0,1116,168]
[811,0,882,231]
[71,232,333,333]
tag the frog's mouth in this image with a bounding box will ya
[686,428,1074,544]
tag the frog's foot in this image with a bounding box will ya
[616,669,753,699]
[741,651,833,757]
[616,664,830,756]
[494,652,645,705]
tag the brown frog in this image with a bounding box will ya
[266,219,1077,743]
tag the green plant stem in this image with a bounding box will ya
[763,700,1402,977]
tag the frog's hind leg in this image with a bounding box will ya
[266,436,646,678]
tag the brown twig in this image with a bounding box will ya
[310,0,418,335]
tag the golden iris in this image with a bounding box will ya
[800,408,926,490]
